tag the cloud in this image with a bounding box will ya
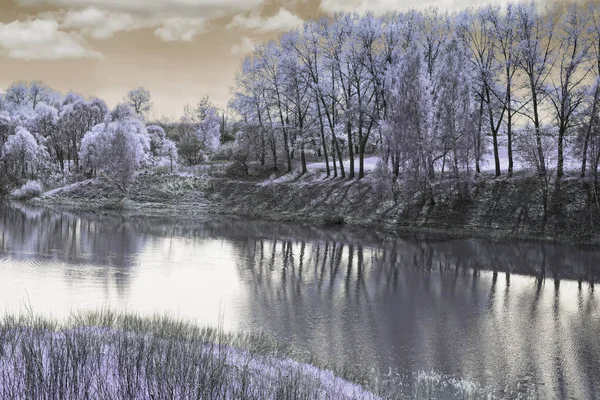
[60,7,143,39]
[17,0,264,14]
[0,19,101,60]
[17,0,264,42]
[227,7,303,33]
[231,36,256,55]
[154,17,208,41]
[59,7,208,42]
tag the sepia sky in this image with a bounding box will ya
[0,0,544,119]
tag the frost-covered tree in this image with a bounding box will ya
[161,139,178,173]
[177,104,204,166]
[434,39,477,182]
[515,2,558,177]
[146,124,179,171]
[260,42,294,172]
[3,81,59,113]
[0,112,12,149]
[232,56,276,169]
[456,7,503,176]
[28,81,53,110]
[125,87,153,119]
[2,126,44,179]
[487,4,520,176]
[59,97,109,170]
[195,105,221,154]
[3,82,30,112]
[280,31,313,175]
[79,119,149,192]
[29,103,61,168]
[177,100,221,165]
[545,4,592,178]
[383,41,435,201]
[147,125,168,156]
[111,102,137,122]
[578,3,600,180]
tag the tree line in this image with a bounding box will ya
[0,83,223,195]
[230,1,600,189]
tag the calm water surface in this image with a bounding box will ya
[0,202,599,399]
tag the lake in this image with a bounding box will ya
[0,202,598,399]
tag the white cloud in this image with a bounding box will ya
[60,6,209,41]
[61,7,143,39]
[231,36,256,55]
[154,17,208,42]
[227,7,303,33]
[0,19,101,60]
[17,0,264,14]
[18,0,263,42]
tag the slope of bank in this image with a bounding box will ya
[32,171,600,244]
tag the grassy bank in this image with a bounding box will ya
[32,170,600,244]
[0,310,500,400]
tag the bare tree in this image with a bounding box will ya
[488,4,521,176]
[515,2,559,177]
[578,2,600,179]
[457,7,504,177]
[125,87,153,119]
[545,3,592,179]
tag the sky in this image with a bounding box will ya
[0,0,530,119]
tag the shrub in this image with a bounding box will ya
[372,160,396,202]
[11,180,43,199]
[211,141,236,161]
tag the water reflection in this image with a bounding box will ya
[0,202,599,398]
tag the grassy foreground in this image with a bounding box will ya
[0,310,500,400]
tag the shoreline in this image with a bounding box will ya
[26,196,593,247]
[23,171,600,246]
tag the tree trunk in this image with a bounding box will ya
[507,89,514,177]
[335,136,345,178]
[317,100,330,177]
[260,131,266,166]
[282,126,292,173]
[347,121,354,179]
[582,129,591,178]
[581,85,599,177]
[392,151,400,178]
[531,78,546,176]
[317,106,335,178]
[486,87,502,178]
[475,95,484,175]
[557,126,565,179]
[300,142,307,175]
[359,141,366,179]
[331,135,338,178]
[492,130,500,177]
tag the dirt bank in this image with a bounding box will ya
[32,171,600,244]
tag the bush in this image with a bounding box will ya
[11,180,43,199]
[372,160,396,201]
[211,141,236,161]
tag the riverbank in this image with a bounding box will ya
[31,170,600,245]
[0,310,497,400]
